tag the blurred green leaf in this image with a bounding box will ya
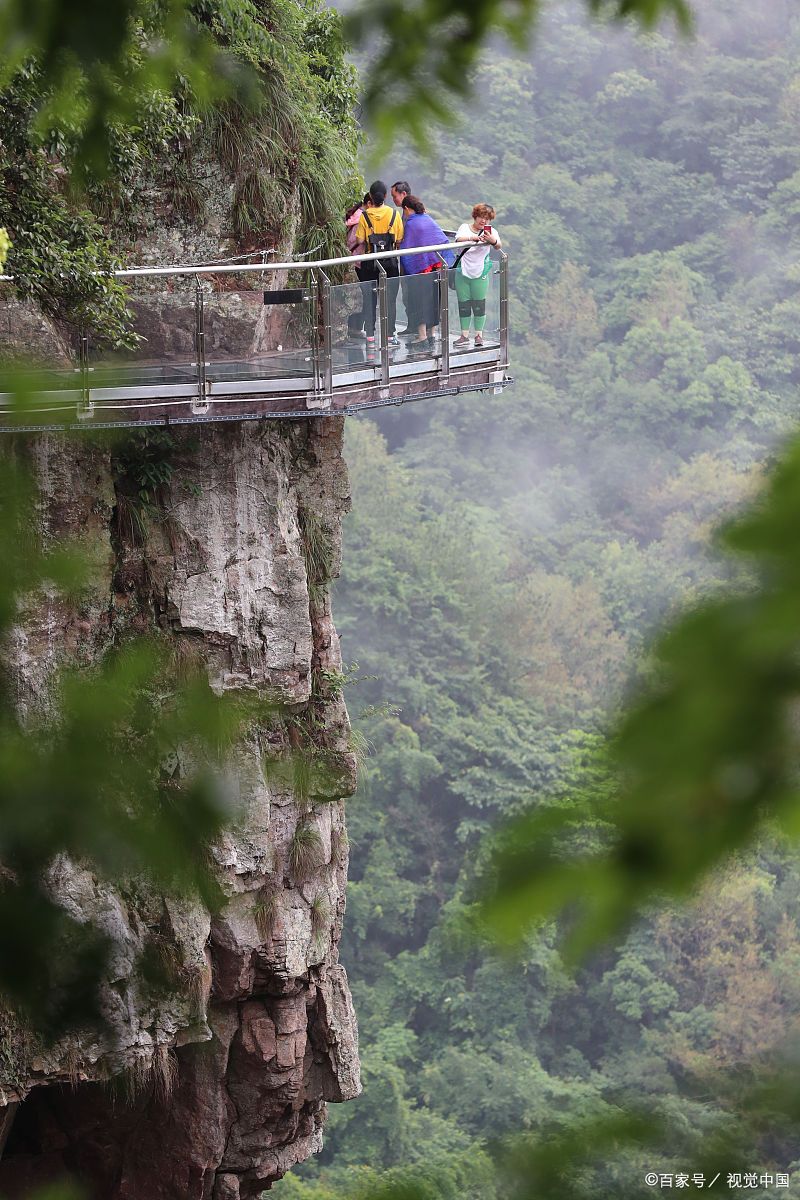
[17,1185,85,1200]
[0,0,260,175]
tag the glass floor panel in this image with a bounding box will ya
[3,335,500,396]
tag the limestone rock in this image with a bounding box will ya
[0,420,360,1197]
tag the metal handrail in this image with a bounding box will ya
[0,242,463,284]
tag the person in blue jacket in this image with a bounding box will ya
[398,196,453,351]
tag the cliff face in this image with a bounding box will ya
[0,7,362,1180]
[0,419,360,1198]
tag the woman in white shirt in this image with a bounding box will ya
[454,204,501,347]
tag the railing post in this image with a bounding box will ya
[376,261,390,390]
[437,258,450,381]
[499,251,509,368]
[310,268,321,399]
[77,332,92,419]
[193,280,209,414]
[319,269,333,403]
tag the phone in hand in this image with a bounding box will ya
[481,225,493,240]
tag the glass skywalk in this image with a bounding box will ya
[0,243,511,431]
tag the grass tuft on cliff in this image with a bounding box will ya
[289,821,325,883]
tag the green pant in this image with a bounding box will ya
[454,262,492,332]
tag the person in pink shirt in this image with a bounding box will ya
[346,194,370,254]
[345,194,371,339]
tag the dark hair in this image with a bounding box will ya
[345,200,362,221]
[392,180,411,195]
[369,180,387,205]
[363,192,371,205]
[401,195,426,215]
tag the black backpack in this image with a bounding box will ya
[363,210,399,276]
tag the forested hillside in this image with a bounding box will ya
[280,2,800,1195]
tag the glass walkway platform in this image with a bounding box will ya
[0,243,511,432]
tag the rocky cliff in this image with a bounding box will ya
[0,418,360,1198]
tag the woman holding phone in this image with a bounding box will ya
[454,204,501,347]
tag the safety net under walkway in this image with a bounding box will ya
[0,243,511,432]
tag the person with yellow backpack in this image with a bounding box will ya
[354,181,404,347]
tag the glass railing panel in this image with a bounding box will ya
[328,271,411,347]
[395,275,411,340]
[204,274,315,382]
[0,282,83,398]
[401,271,442,353]
[329,277,381,374]
[447,254,501,357]
[84,276,200,393]
[329,269,447,378]
[84,273,316,392]
[482,256,502,352]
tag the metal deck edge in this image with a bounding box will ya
[0,376,514,433]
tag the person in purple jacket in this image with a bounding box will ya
[399,196,453,351]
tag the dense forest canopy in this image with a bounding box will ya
[279,2,800,1196]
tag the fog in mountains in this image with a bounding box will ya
[279,3,800,1194]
